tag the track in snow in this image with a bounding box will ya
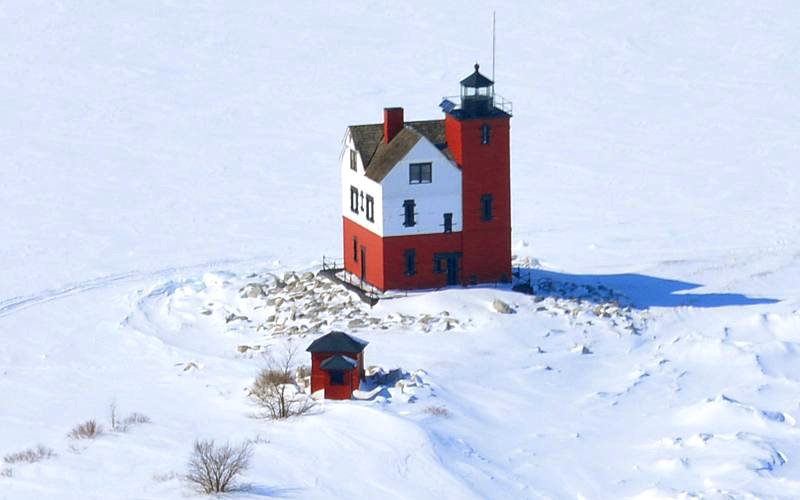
[0,255,278,320]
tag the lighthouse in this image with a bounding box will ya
[340,64,512,291]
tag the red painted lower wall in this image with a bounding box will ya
[383,232,463,290]
[310,352,363,400]
[343,217,385,290]
[462,227,512,284]
[343,216,509,291]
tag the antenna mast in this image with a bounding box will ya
[492,11,496,81]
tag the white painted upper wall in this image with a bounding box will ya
[381,136,462,236]
[341,129,462,238]
[341,131,384,234]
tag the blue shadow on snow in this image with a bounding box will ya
[518,268,779,309]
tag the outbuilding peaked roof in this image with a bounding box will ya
[320,355,358,371]
[348,120,453,183]
[460,63,494,88]
[306,331,368,353]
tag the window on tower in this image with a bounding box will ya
[350,186,359,214]
[350,149,357,171]
[481,124,491,144]
[481,194,494,221]
[409,162,432,184]
[403,199,416,227]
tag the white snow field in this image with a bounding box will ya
[1,1,800,498]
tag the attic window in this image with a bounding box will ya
[349,150,357,171]
[409,163,432,184]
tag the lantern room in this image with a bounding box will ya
[459,63,495,116]
[307,331,368,400]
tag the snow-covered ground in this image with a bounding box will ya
[2,1,800,498]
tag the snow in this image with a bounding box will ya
[2,1,800,498]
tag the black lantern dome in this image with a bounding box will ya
[460,63,494,116]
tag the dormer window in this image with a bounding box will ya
[409,163,432,184]
[349,149,357,171]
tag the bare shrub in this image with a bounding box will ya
[0,466,12,478]
[295,365,310,380]
[152,470,179,483]
[68,419,102,439]
[248,344,313,420]
[109,399,151,432]
[185,440,252,494]
[424,405,451,418]
[3,445,57,464]
[110,400,119,431]
[122,412,151,428]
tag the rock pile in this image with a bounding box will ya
[198,271,466,344]
[517,276,647,335]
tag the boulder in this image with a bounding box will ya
[240,283,267,298]
[225,313,249,323]
[572,344,592,355]
[348,318,366,328]
[492,299,515,314]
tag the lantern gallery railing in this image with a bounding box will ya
[439,94,513,116]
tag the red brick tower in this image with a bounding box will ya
[444,64,512,284]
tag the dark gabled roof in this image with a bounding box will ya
[460,63,494,88]
[349,123,384,172]
[306,331,368,354]
[320,354,358,371]
[364,127,422,182]
[349,120,454,183]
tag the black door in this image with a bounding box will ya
[360,246,367,282]
[446,256,459,285]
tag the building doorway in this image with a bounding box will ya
[360,246,367,282]
[435,252,462,286]
[446,255,460,285]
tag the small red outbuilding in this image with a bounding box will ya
[307,331,368,400]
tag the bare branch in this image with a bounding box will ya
[185,440,252,494]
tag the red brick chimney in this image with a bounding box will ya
[383,107,404,144]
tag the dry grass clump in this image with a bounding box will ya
[3,445,57,464]
[248,345,313,420]
[68,419,103,440]
[122,412,151,427]
[185,440,253,494]
[424,405,451,418]
[110,400,152,432]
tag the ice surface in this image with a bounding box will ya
[1,1,800,498]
